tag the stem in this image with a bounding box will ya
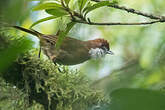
[73,19,162,26]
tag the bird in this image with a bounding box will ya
[11,26,114,65]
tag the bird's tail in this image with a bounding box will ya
[0,22,43,38]
[12,26,43,37]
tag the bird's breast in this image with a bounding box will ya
[55,46,90,65]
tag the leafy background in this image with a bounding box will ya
[0,0,165,110]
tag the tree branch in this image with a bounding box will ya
[73,19,163,26]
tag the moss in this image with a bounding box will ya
[0,33,108,110]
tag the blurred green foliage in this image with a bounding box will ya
[0,0,31,24]
[0,33,34,72]
[109,88,165,110]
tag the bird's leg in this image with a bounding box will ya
[38,46,41,58]
[57,66,62,73]
[53,58,62,73]
[53,57,57,65]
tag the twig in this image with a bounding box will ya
[92,0,165,20]
[109,5,165,20]
[73,19,163,26]
[73,11,86,21]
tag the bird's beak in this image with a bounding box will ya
[106,50,114,55]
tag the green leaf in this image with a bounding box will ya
[30,16,59,28]
[110,88,165,110]
[32,2,62,11]
[45,8,68,16]
[64,0,70,6]
[83,1,116,14]
[56,22,76,49]
[78,0,88,12]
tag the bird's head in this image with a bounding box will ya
[88,38,114,59]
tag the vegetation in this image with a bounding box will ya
[1,0,165,110]
[0,33,107,110]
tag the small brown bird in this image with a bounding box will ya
[11,26,114,65]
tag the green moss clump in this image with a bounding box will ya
[1,51,107,110]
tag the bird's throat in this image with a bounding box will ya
[89,48,106,59]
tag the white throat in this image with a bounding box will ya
[89,48,106,59]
